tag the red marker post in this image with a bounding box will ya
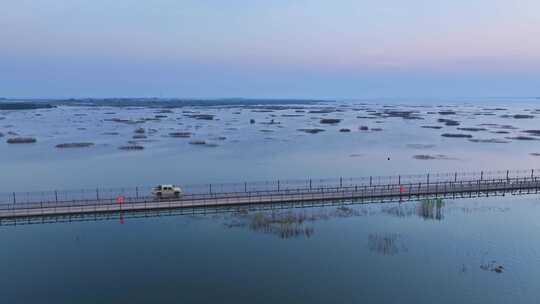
[399,185,406,193]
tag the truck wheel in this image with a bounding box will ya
[174,192,180,198]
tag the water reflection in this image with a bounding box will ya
[368,233,407,256]
[222,206,368,239]
[417,198,445,221]
[382,199,445,221]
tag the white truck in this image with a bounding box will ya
[152,184,183,199]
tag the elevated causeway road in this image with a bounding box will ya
[1,176,539,219]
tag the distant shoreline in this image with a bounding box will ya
[0,98,333,109]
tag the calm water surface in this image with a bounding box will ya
[1,99,540,303]
[1,196,540,303]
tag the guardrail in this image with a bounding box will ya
[0,169,539,216]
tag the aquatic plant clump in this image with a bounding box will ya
[55,142,94,148]
[298,128,325,134]
[6,137,37,144]
[118,145,144,150]
[368,233,407,256]
[413,154,452,160]
[417,198,445,221]
[441,133,473,138]
[169,132,192,138]
[320,118,341,124]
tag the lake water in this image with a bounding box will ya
[1,98,540,303]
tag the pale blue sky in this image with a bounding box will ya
[1,0,539,98]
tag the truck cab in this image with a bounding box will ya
[152,184,183,198]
